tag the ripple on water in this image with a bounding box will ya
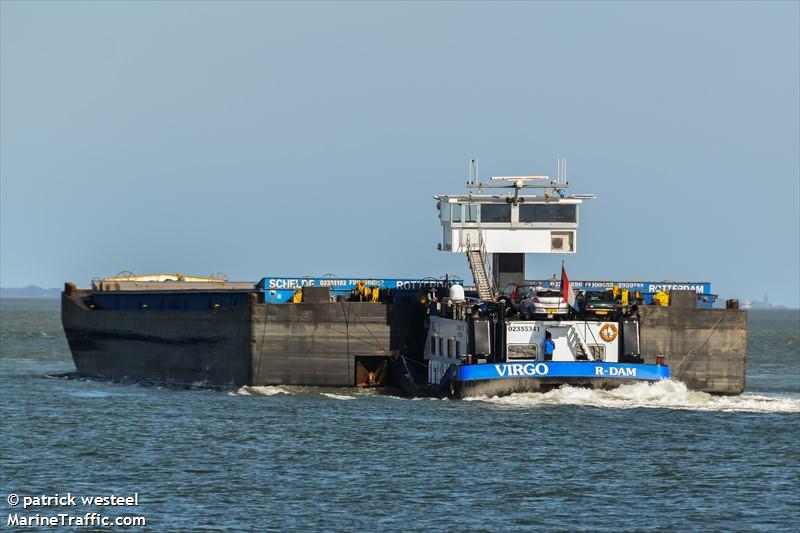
[68,391,114,398]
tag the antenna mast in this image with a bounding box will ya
[467,158,479,185]
[557,158,568,185]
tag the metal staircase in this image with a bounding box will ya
[465,231,495,300]
[567,324,600,361]
[467,249,493,300]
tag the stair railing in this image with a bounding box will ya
[476,228,495,297]
[461,228,495,299]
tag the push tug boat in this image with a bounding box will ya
[410,284,671,398]
[402,160,670,398]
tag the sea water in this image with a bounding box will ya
[1,299,798,531]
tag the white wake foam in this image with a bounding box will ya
[229,385,295,396]
[321,393,357,401]
[464,380,800,413]
[230,386,366,399]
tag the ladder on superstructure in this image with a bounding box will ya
[567,324,598,361]
[465,232,495,300]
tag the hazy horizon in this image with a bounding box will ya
[2,1,798,306]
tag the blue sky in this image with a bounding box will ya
[1,1,798,306]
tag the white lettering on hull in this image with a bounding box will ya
[495,363,549,377]
[594,366,637,377]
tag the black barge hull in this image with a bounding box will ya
[62,290,251,388]
[62,287,427,389]
[61,288,748,394]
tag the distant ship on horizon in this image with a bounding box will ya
[745,294,790,310]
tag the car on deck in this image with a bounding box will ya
[577,290,618,319]
[499,283,538,314]
[519,287,569,318]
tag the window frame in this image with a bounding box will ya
[480,203,512,223]
[519,203,577,223]
[507,344,539,360]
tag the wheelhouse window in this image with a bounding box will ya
[519,203,577,223]
[431,336,437,355]
[441,202,451,223]
[465,204,478,222]
[451,203,478,223]
[480,203,511,223]
[451,203,462,222]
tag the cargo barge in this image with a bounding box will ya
[61,162,747,396]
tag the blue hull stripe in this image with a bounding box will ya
[457,361,670,382]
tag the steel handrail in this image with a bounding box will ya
[461,227,495,298]
[476,228,496,297]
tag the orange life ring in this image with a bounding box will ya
[599,323,618,342]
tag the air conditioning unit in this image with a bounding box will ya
[551,231,574,252]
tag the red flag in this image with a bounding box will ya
[561,264,578,310]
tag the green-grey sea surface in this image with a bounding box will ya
[1,299,798,532]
